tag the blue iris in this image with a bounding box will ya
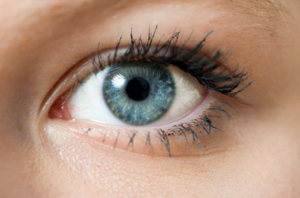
[103,62,176,125]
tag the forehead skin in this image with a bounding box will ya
[0,0,299,197]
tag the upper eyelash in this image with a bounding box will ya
[90,25,252,98]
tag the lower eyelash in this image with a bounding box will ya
[150,100,236,157]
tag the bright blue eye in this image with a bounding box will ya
[103,62,176,125]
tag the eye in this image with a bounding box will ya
[67,62,206,126]
[47,27,251,157]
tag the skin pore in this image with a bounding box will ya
[0,0,300,197]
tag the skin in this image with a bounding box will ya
[0,0,300,197]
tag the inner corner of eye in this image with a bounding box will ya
[48,93,72,120]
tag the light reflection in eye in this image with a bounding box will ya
[111,74,126,88]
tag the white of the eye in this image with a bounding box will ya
[68,67,126,125]
[153,66,205,125]
[68,65,206,126]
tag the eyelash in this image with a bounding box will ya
[59,26,252,157]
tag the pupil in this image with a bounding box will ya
[126,77,150,101]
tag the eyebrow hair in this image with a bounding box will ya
[226,0,289,31]
[201,0,288,39]
[254,0,289,28]
[263,0,281,7]
[231,0,287,16]
[261,0,287,13]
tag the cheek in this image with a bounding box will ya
[44,116,293,197]
[42,120,227,196]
